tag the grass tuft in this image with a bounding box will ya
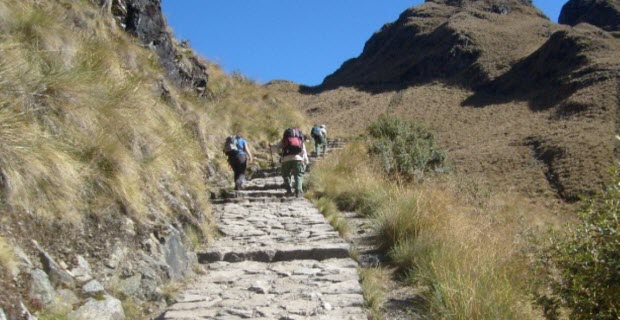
[313,197,351,238]
[0,236,18,277]
[360,267,389,319]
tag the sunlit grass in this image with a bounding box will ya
[0,236,18,277]
[0,0,308,233]
[360,267,389,319]
[308,141,549,320]
[313,197,350,238]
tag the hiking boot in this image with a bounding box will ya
[295,191,304,198]
[285,191,294,197]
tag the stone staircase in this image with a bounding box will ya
[158,140,367,320]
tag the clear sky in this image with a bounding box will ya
[162,1,568,86]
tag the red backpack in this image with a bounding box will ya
[282,128,303,156]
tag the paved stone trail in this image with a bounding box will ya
[159,141,369,319]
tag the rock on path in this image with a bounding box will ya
[159,141,367,320]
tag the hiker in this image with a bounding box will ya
[223,133,253,190]
[310,124,328,157]
[271,127,309,197]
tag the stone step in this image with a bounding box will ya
[250,167,280,178]
[223,190,288,199]
[211,197,299,205]
[241,183,283,191]
[158,259,367,320]
[203,201,352,264]
[243,176,285,191]
[198,243,350,263]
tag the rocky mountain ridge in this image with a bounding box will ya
[560,0,620,33]
[321,0,553,89]
[96,0,209,94]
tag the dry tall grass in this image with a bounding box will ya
[309,141,558,319]
[0,0,307,242]
[359,267,389,319]
[0,236,18,277]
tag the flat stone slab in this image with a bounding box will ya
[224,189,288,199]
[212,197,299,205]
[243,176,285,190]
[158,259,367,320]
[200,200,350,263]
[250,168,281,179]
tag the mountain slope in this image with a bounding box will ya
[274,0,619,202]
[321,0,554,89]
[466,23,620,200]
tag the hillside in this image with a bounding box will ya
[0,0,618,318]
[270,0,620,202]
[321,0,553,89]
[0,0,306,319]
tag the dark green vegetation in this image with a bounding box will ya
[535,173,620,320]
[368,115,447,178]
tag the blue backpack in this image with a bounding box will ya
[311,126,322,139]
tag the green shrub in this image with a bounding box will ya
[367,116,446,179]
[333,188,384,217]
[535,173,620,320]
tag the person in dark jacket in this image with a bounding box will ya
[225,133,253,190]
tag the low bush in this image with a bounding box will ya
[368,115,446,179]
[306,142,390,217]
[535,173,620,320]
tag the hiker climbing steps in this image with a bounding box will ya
[159,140,367,319]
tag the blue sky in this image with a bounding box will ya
[162,1,568,86]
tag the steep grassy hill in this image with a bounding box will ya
[271,0,620,202]
[0,0,306,318]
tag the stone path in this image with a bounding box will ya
[158,140,369,319]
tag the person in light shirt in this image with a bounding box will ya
[271,128,309,197]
